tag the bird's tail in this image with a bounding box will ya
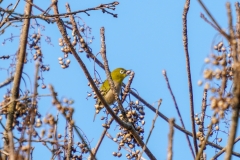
[93,107,100,122]
[93,112,97,122]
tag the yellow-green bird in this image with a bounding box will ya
[93,68,131,121]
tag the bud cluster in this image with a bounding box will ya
[200,41,233,116]
[111,100,145,159]
[197,41,233,151]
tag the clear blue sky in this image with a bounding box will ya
[0,0,239,159]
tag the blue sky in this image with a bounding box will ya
[0,0,239,159]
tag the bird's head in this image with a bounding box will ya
[111,68,131,83]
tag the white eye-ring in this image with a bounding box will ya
[120,70,124,74]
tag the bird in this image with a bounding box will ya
[93,68,131,121]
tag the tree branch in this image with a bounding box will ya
[167,118,175,160]
[0,76,14,88]
[212,136,240,160]
[182,0,198,154]
[225,2,240,160]
[4,1,32,160]
[162,70,195,158]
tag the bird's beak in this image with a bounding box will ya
[126,70,131,75]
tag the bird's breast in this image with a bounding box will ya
[104,82,121,105]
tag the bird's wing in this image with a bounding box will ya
[93,80,110,121]
[99,79,111,97]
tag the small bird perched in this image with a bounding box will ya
[93,68,131,121]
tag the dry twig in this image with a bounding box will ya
[162,70,195,158]
[0,76,14,88]
[167,118,175,160]
[195,121,213,160]
[27,63,39,160]
[212,136,240,160]
[138,100,162,160]
[198,0,230,40]
[182,0,198,154]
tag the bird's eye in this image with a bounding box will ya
[120,70,124,74]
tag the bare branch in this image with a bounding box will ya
[65,3,104,65]
[0,76,14,88]
[162,70,195,158]
[167,118,175,160]
[195,120,213,160]
[212,136,240,160]
[138,99,162,160]
[225,2,240,160]
[27,63,39,160]
[66,121,73,160]
[182,0,198,155]
[4,1,33,160]
[99,27,127,121]
[199,89,207,152]
[198,0,230,40]
[0,0,20,28]
[0,1,119,24]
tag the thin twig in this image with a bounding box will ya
[99,27,127,121]
[195,120,213,160]
[105,132,132,152]
[0,94,51,110]
[0,76,14,88]
[27,63,39,160]
[167,118,175,160]
[65,3,103,66]
[199,89,207,154]
[212,136,240,160]
[162,70,195,158]
[66,121,73,160]
[200,90,207,126]
[138,99,162,160]
[0,0,20,28]
[198,0,230,40]
[182,0,198,155]
[1,1,119,22]
[200,13,219,31]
